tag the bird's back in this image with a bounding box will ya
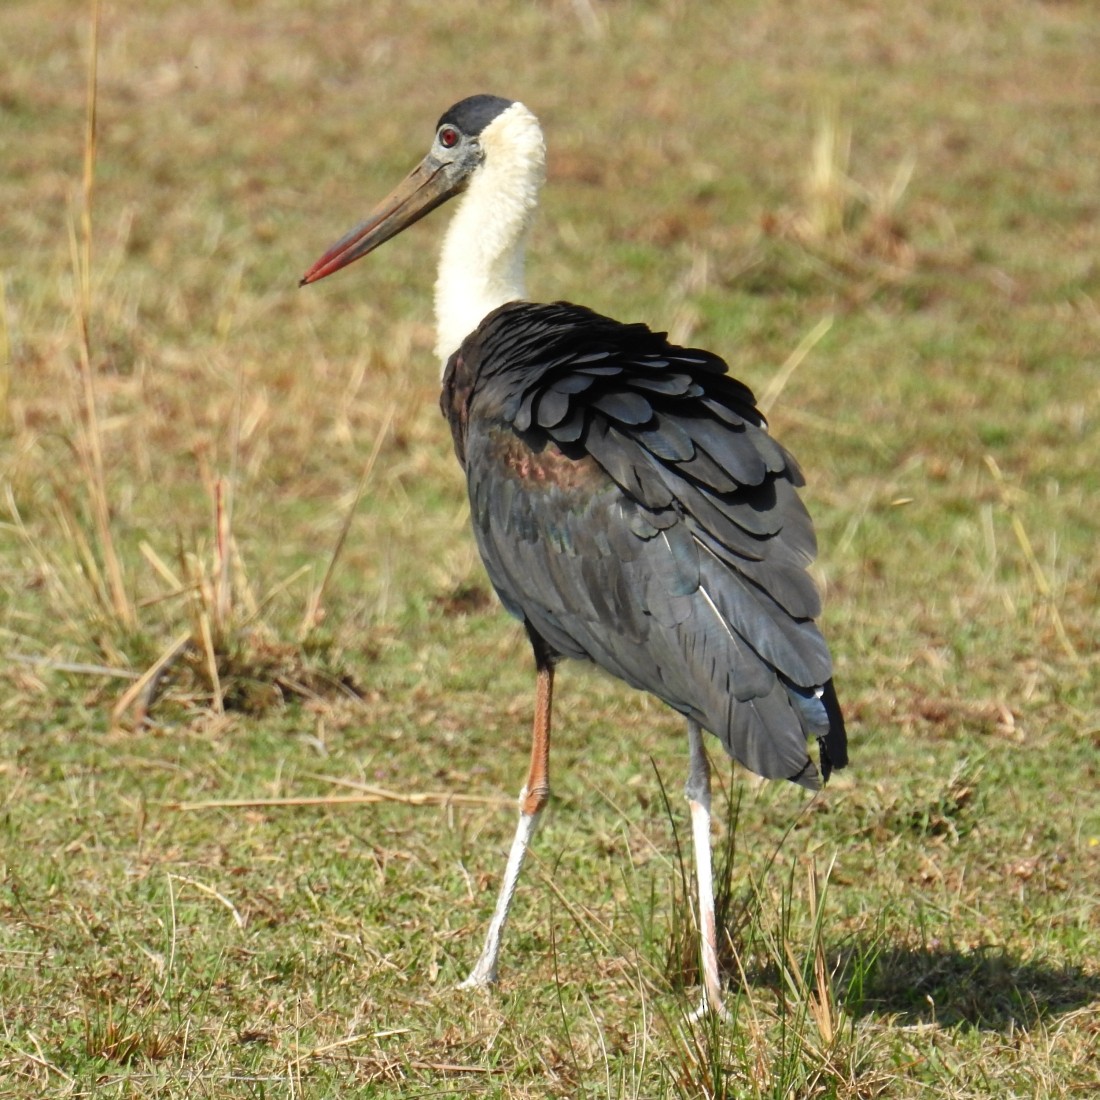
[442,301,847,787]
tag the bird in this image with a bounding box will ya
[301,94,847,1016]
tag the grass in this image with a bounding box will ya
[2,0,1098,1095]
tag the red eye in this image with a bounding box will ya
[438,126,459,149]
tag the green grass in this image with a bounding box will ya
[2,0,1098,1095]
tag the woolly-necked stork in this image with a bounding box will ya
[301,94,847,1016]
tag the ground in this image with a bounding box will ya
[0,1,1098,1096]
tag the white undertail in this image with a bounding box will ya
[434,102,546,367]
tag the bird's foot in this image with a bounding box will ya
[687,992,729,1023]
[456,960,498,991]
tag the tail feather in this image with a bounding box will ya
[816,677,848,783]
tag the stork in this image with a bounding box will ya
[301,95,847,1016]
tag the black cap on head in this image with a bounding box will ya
[436,95,516,137]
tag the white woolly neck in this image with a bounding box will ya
[433,102,546,368]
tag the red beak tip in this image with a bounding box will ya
[300,262,327,286]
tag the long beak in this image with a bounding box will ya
[300,156,459,286]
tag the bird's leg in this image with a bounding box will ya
[685,719,726,1018]
[459,657,554,990]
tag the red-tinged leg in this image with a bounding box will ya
[459,656,554,989]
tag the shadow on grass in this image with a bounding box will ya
[701,877,1098,1033]
[726,934,1099,1031]
[658,773,1099,1035]
[835,941,1100,1031]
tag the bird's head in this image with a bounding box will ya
[300,94,538,286]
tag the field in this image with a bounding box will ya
[1,0,1098,1096]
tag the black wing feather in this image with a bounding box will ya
[442,300,846,788]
